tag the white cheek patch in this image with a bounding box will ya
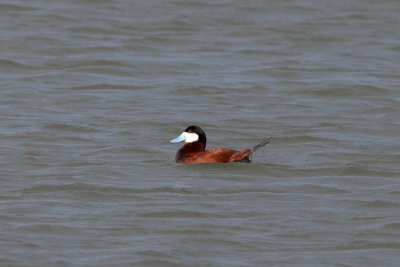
[183,132,199,143]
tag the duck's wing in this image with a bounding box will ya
[228,149,252,162]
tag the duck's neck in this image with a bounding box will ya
[182,141,206,152]
[175,141,206,163]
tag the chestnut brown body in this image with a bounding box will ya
[175,142,252,163]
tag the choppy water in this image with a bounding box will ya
[1,0,400,266]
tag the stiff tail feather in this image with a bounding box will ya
[251,137,272,153]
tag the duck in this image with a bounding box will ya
[170,125,271,163]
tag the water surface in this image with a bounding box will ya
[1,0,400,266]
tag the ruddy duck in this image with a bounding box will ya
[170,125,271,163]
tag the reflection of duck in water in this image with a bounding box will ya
[170,125,271,164]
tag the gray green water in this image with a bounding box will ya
[1,0,400,266]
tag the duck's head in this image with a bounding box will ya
[170,125,207,146]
